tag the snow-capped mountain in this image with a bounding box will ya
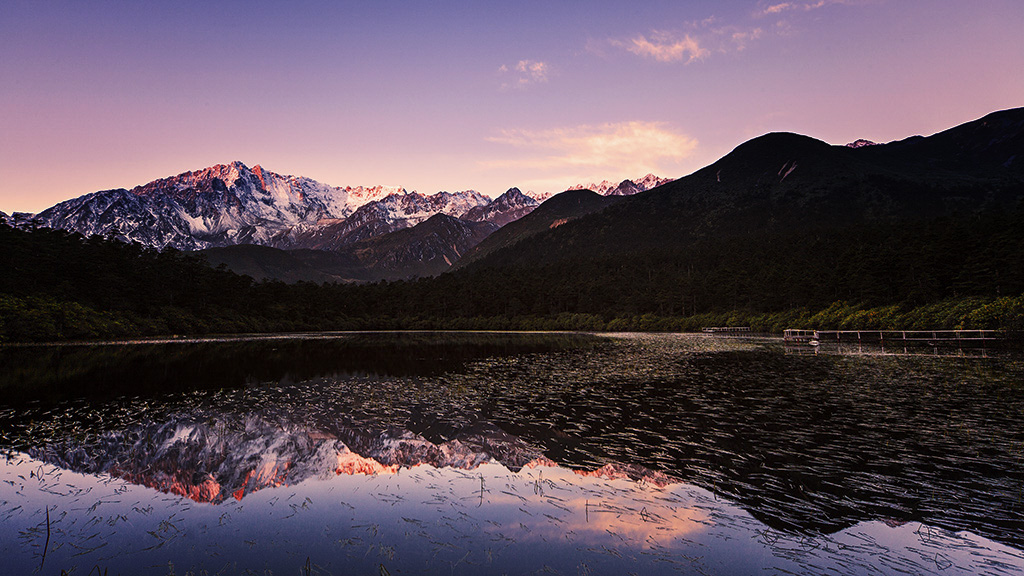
[463,187,539,227]
[284,189,490,250]
[567,173,673,196]
[845,139,878,148]
[33,187,208,249]
[605,180,642,196]
[522,190,555,203]
[634,173,674,191]
[24,162,489,251]
[521,174,672,203]
[12,162,672,260]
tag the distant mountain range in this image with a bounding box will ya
[2,107,1023,340]
[4,107,1023,289]
[567,173,672,196]
[4,163,670,282]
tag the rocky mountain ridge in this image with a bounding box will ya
[14,162,669,258]
[462,187,539,227]
[567,174,673,196]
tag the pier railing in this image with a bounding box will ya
[784,329,1003,345]
[702,327,751,333]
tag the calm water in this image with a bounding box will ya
[1,332,1023,575]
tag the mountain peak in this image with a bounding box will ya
[498,187,525,199]
[739,132,831,151]
[846,139,878,148]
[709,132,833,173]
[462,187,539,227]
[606,179,641,196]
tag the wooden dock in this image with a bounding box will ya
[702,326,751,334]
[784,329,1002,346]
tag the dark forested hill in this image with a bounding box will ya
[460,107,1024,272]
[454,189,623,269]
[200,214,497,283]
[198,244,347,283]
[324,213,498,281]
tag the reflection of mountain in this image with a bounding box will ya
[30,415,674,504]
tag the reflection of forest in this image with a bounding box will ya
[0,332,601,403]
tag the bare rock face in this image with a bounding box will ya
[16,162,672,255]
[463,187,539,227]
[11,163,672,281]
[22,161,490,252]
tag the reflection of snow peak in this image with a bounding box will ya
[574,462,675,488]
[335,449,398,476]
[30,415,678,504]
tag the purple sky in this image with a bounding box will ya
[2,0,1022,213]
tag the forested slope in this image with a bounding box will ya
[4,209,1024,342]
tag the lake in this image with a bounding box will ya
[1,332,1023,575]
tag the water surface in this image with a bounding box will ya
[1,332,1022,574]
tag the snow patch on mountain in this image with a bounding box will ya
[283,190,491,251]
[14,162,672,253]
[567,173,673,196]
[523,190,554,203]
[23,162,491,251]
[463,187,540,227]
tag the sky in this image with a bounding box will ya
[2,0,1022,213]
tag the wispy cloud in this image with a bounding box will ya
[725,27,765,51]
[498,60,550,89]
[605,0,866,64]
[762,2,793,14]
[608,20,765,64]
[612,32,708,64]
[757,0,858,16]
[482,121,697,188]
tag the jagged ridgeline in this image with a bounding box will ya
[2,107,1023,339]
[6,161,668,282]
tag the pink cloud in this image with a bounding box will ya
[498,59,550,89]
[483,121,698,190]
[614,32,708,64]
[758,0,859,16]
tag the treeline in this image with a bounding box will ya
[2,208,1024,342]
[3,291,1024,343]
